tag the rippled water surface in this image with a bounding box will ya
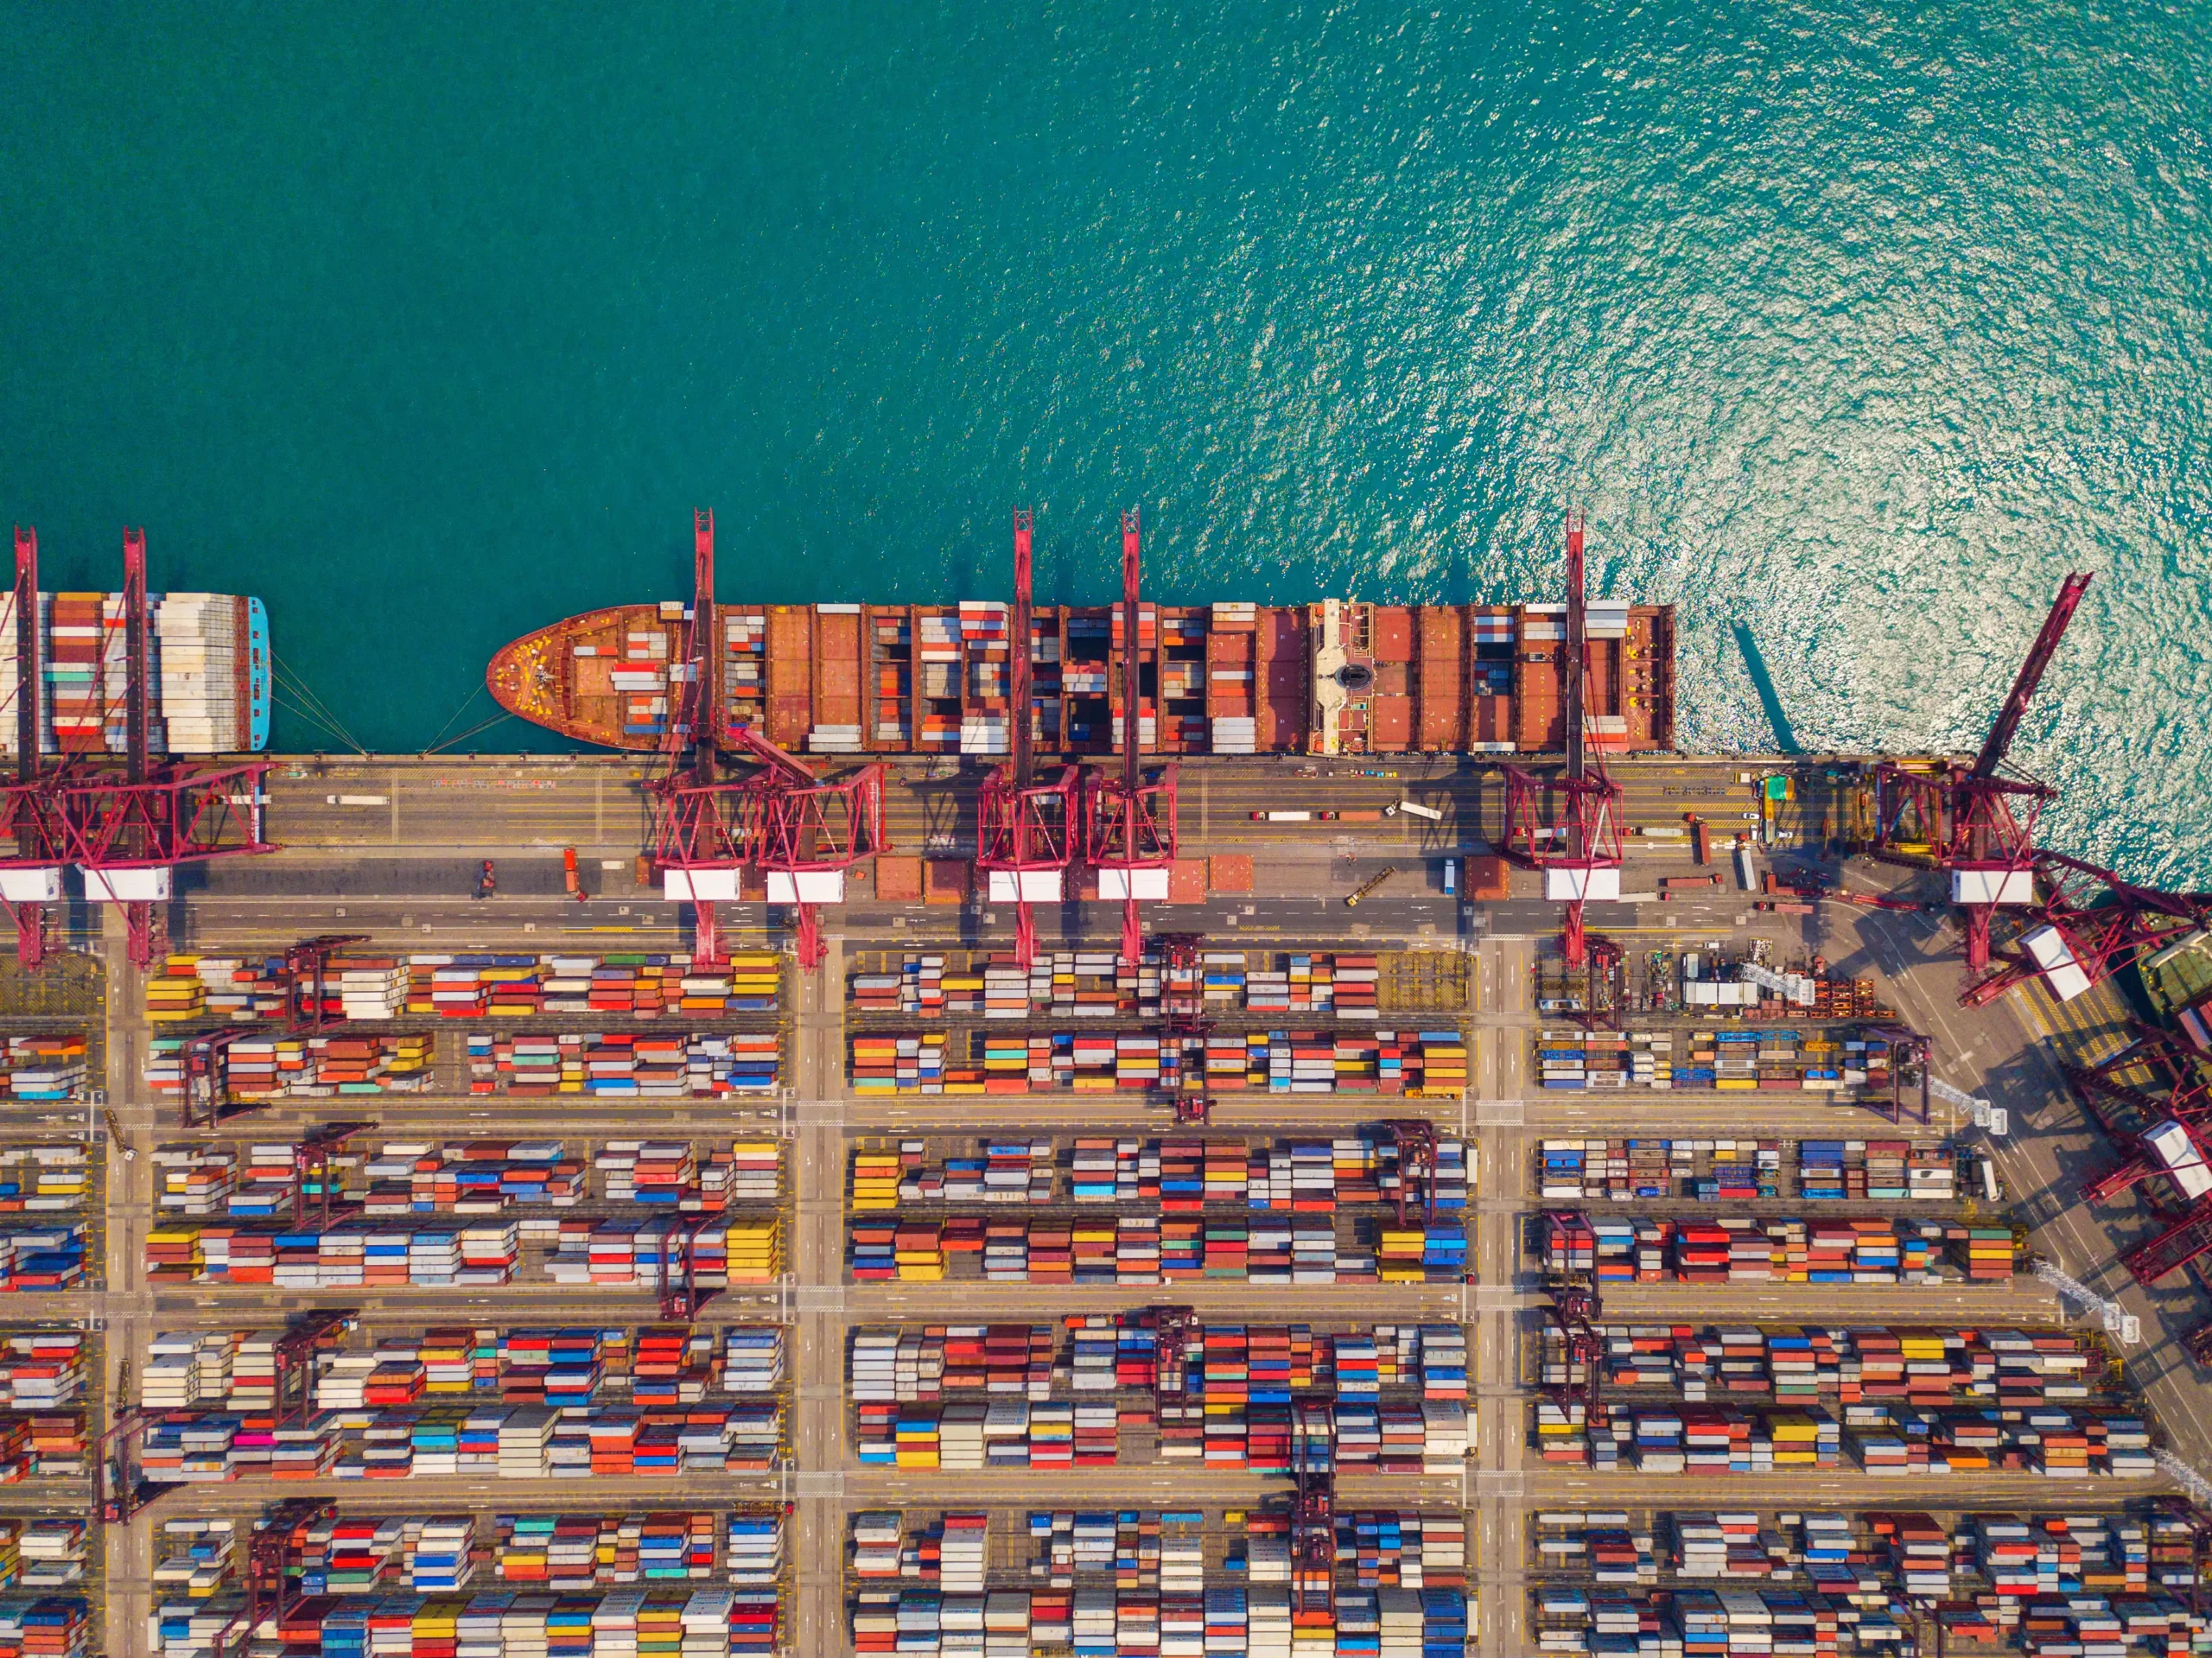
[3,3,2207,879]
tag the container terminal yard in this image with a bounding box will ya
[5,521,2212,1657]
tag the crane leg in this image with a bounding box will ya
[1562,903,1588,971]
[9,903,45,973]
[1120,896,1142,968]
[1014,900,1037,971]
[793,903,824,971]
[693,899,720,969]
[1964,905,1993,970]
[124,902,163,971]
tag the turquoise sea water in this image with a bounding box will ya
[3,3,2207,881]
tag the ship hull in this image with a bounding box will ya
[486,598,1677,759]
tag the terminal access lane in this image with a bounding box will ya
[238,750,1818,865]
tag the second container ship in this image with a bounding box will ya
[489,597,1675,759]
[0,591,271,757]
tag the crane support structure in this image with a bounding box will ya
[976,510,1084,968]
[1289,1394,1338,1628]
[1871,572,2093,968]
[283,933,371,1031]
[1084,509,1179,964]
[1499,513,1624,968]
[0,530,279,969]
[1961,848,2212,1009]
[646,511,740,963]
[0,529,59,969]
[643,510,887,969]
[1543,1280,1608,1435]
[729,722,887,972]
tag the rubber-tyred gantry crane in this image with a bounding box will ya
[1543,1280,1610,1438]
[655,1212,721,1321]
[646,511,888,969]
[976,509,1083,969]
[243,1498,340,1647]
[1085,509,1178,965]
[1500,513,1624,969]
[1871,571,2094,968]
[1147,1304,1199,1413]
[1289,1393,1338,1631]
[1156,932,1214,1123]
[283,933,370,1030]
[1375,1119,1440,1227]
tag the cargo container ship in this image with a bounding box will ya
[0,592,271,756]
[488,598,1674,759]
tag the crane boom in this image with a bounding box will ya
[691,509,717,779]
[1565,511,1586,783]
[1972,572,2091,780]
[1012,509,1033,797]
[124,530,148,785]
[13,529,35,787]
[1121,509,1141,796]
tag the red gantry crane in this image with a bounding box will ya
[1543,1280,1610,1439]
[732,722,887,972]
[2070,1025,2212,1287]
[1500,513,1624,969]
[283,933,370,1030]
[0,529,66,968]
[648,511,744,964]
[1156,931,1214,1123]
[1960,848,2212,1010]
[0,531,277,969]
[67,532,278,966]
[975,509,1084,969]
[1375,1119,1440,1227]
[655,1212,721,1321]
[1871,572,2094,968]
[1085,509,1179,965]
[647,511,887,969]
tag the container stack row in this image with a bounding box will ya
[153,1136,781,1218]
[1537,1211,2011,1286]
[144,1215,780,1288]
[1535,1138,1957,1204]
[851,1029,1465,1096]
[851,1133,1469,1215]
[851,1508,1470,1657]
[1533,1027,1899,1096]
[850,1213,1465,1285]
[148,951,784,1024]
[151,1508,783,1656]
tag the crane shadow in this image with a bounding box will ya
[1733,623,1802,757]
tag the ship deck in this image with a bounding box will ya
[486,600,1678,759]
